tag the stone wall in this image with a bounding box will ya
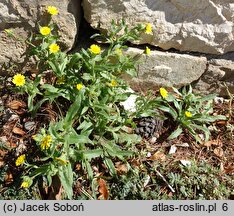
[82,0,234,55]
[0,0,80,67]
[0,0,233,95]
[82,0,234,95]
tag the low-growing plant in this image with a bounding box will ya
[10,6,152,199]
[155,85,226,143]
[167,161,234,199]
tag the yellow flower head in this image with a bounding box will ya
[115,48,122,56]
[15,154,26,166]
[12,74,26,87]
[159,87,168,99]
[185,111,192,118]
[4,29,13,34]
[40,26,51,36]
[145,23,152,34]
[49,43,60,53]
[47,6,59,15]
[145,46,151,55]
[56,76,65,85]
[21,181,29,188]
[76,83,83,91]
[55,157,68,165]
[40,135,52,150]
[109,80,117,87]
[90,44,101,55]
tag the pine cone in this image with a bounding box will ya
[134,117,164,139]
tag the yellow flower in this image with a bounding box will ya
[109,80,117,87]
[145,23,152,34]
[4,29,13,34]
[76,83,83,91]
[47,6,59,15]
[40,135,52,150]
[40,26,51,36]
[185,111,192,118]
[55,157,68,165]
[90,44,101,54]
[115,48,122,56]
[49,43,60,53]
[15,154,26,166]
[12,74,26,87]
[20,181,29,188]
[159,87,168,99]
[56,76,65,85]
[145,46,151,55]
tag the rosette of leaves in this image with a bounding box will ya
[156,85,226,143]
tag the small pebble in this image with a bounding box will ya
[24,121,36,131]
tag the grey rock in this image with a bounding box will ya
[0,0,81,69]
[122,47,207,91]
[82,0,234,54]
[194,57,234,96]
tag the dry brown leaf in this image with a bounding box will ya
[214,147,224,157]
[12,127,26,136]
[216,120,227,125]
[223,166,234,174]
[4,172,13,185]
[75,163,82,171]
[204,140,220,147]
[115,162,128,174]
[148,151,166,161]
[98,178,109,200]
[7,100,26,110]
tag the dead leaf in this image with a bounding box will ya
[169,145,177,154]
[4,172,13,185]
[98,178,109,200]
[216,120,227,125]
[115,162,128,174]
[48,175,62,200]
[220,162,224,172]
[204,140,220,147]
[223,166,234,174]
[214,147,224,157]
[75,163,81,171]
[7,100,26,110]
[12,127,26,136]
[148,151,166,161]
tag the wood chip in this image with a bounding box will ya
[204,140,220,147]
[12,127,26,136]
[148,151,166,161]
[214,147,224,157]
[115,162,128,174]
[169,145,177,154]
[7,100,26,110]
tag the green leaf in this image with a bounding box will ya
[158,105,178,120]
[125,68,137,77]
[64,93,82,127]
[58,163,73,199]
[82,73,93,81]
[190,124,210,142]
[77,120,93,131]
[84,160,93,180]
[104,158,117,176]
[65,128,93,145]
[168,126,183,140]
[83,149,104,160]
